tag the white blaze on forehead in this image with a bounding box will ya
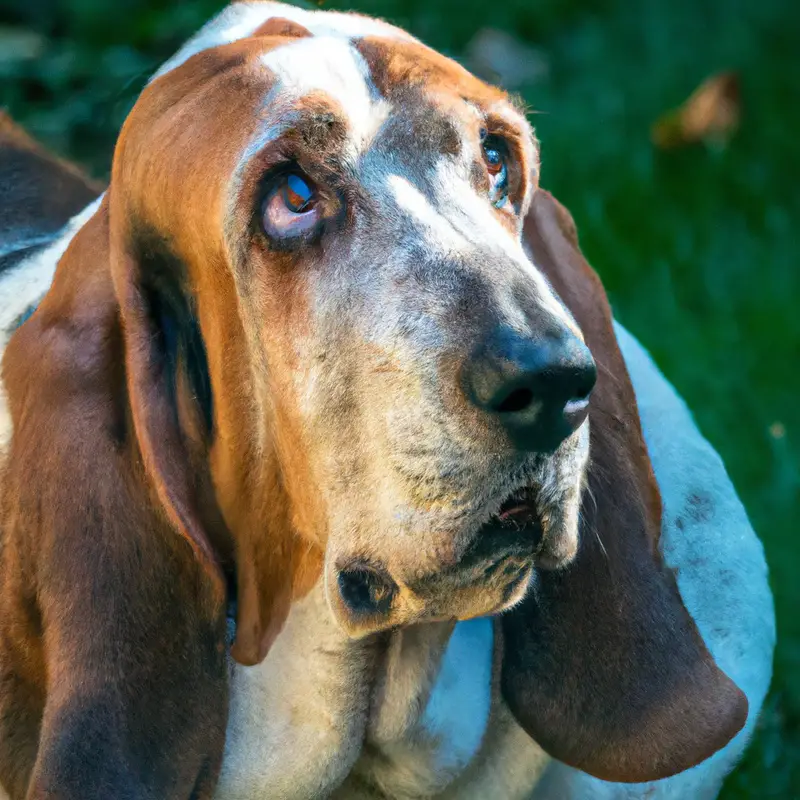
[387,162,577,335]
[152,0,413,81]
[260,37,387,149]
[388,174,467,254]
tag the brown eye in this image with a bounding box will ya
[262,171,320,239]
[482,136,509,209]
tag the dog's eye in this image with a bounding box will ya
[262,172,319,238]
[482,136,509,210]
[283,173,315,213]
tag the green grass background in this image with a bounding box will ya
[1,0,797,796]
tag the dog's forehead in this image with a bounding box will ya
[153,1,414,81]
[258,36,381,147]
[154,2,522,151]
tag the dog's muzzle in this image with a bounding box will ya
[329,323,595,636]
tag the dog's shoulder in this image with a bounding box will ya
[0,114,104,448]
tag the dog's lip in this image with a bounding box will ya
[468,483,545,561]
[494,485,540,526]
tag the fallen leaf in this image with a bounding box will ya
[651,71,740,149]
[769,422,786,440]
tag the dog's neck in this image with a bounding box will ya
[217,580,515,799]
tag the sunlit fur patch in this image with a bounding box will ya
[152,1,414,82]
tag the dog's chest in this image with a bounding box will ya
[216,584,495,799]
[339,617,495,798]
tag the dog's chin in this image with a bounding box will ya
[326,480,582,639]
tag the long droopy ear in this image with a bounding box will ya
[106,50,324,666]
[108,179,314,666]
[501,189,748,782]
[107,193,226,604]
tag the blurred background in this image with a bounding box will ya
[1,0,797,795]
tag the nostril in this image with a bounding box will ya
[571,359,597,404]
[464,325,597,452]
[494,387,534,414]
[576,366,596,400]
[338,564,396,617]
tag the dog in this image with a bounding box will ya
[0,3,774,798]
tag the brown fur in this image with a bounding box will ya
[251,17,312,39]
[0,112,101,272]
[0,196,229,797]
[0,112,102,233]
[356,37,506,105]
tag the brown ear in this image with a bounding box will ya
[104,51,327,668]
[500,189,748,782]
[107,192,319,665]
[107,193,226,603]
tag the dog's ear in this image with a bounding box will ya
[107,193,226,601]
[107,58,325,666]
[107,184,316,665]
[500,189,748,782]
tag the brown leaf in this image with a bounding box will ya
[651,71,741,149]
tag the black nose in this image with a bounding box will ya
[463,325,597,452]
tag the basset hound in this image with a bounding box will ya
[0,3,774,799]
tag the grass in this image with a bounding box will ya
[2,0,798,795]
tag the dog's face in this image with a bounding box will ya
[117,6,595,642]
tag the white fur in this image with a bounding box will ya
[430,162,576,334]
[421,618,494,773]
[386,164,576,340]
[0,196,103,449]
[387,173,467,254]
[260,37,388,150]
[216,582,377,799]
[152,1,412,82]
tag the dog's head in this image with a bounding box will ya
[96,1,745,782]
[115,5,592,647]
